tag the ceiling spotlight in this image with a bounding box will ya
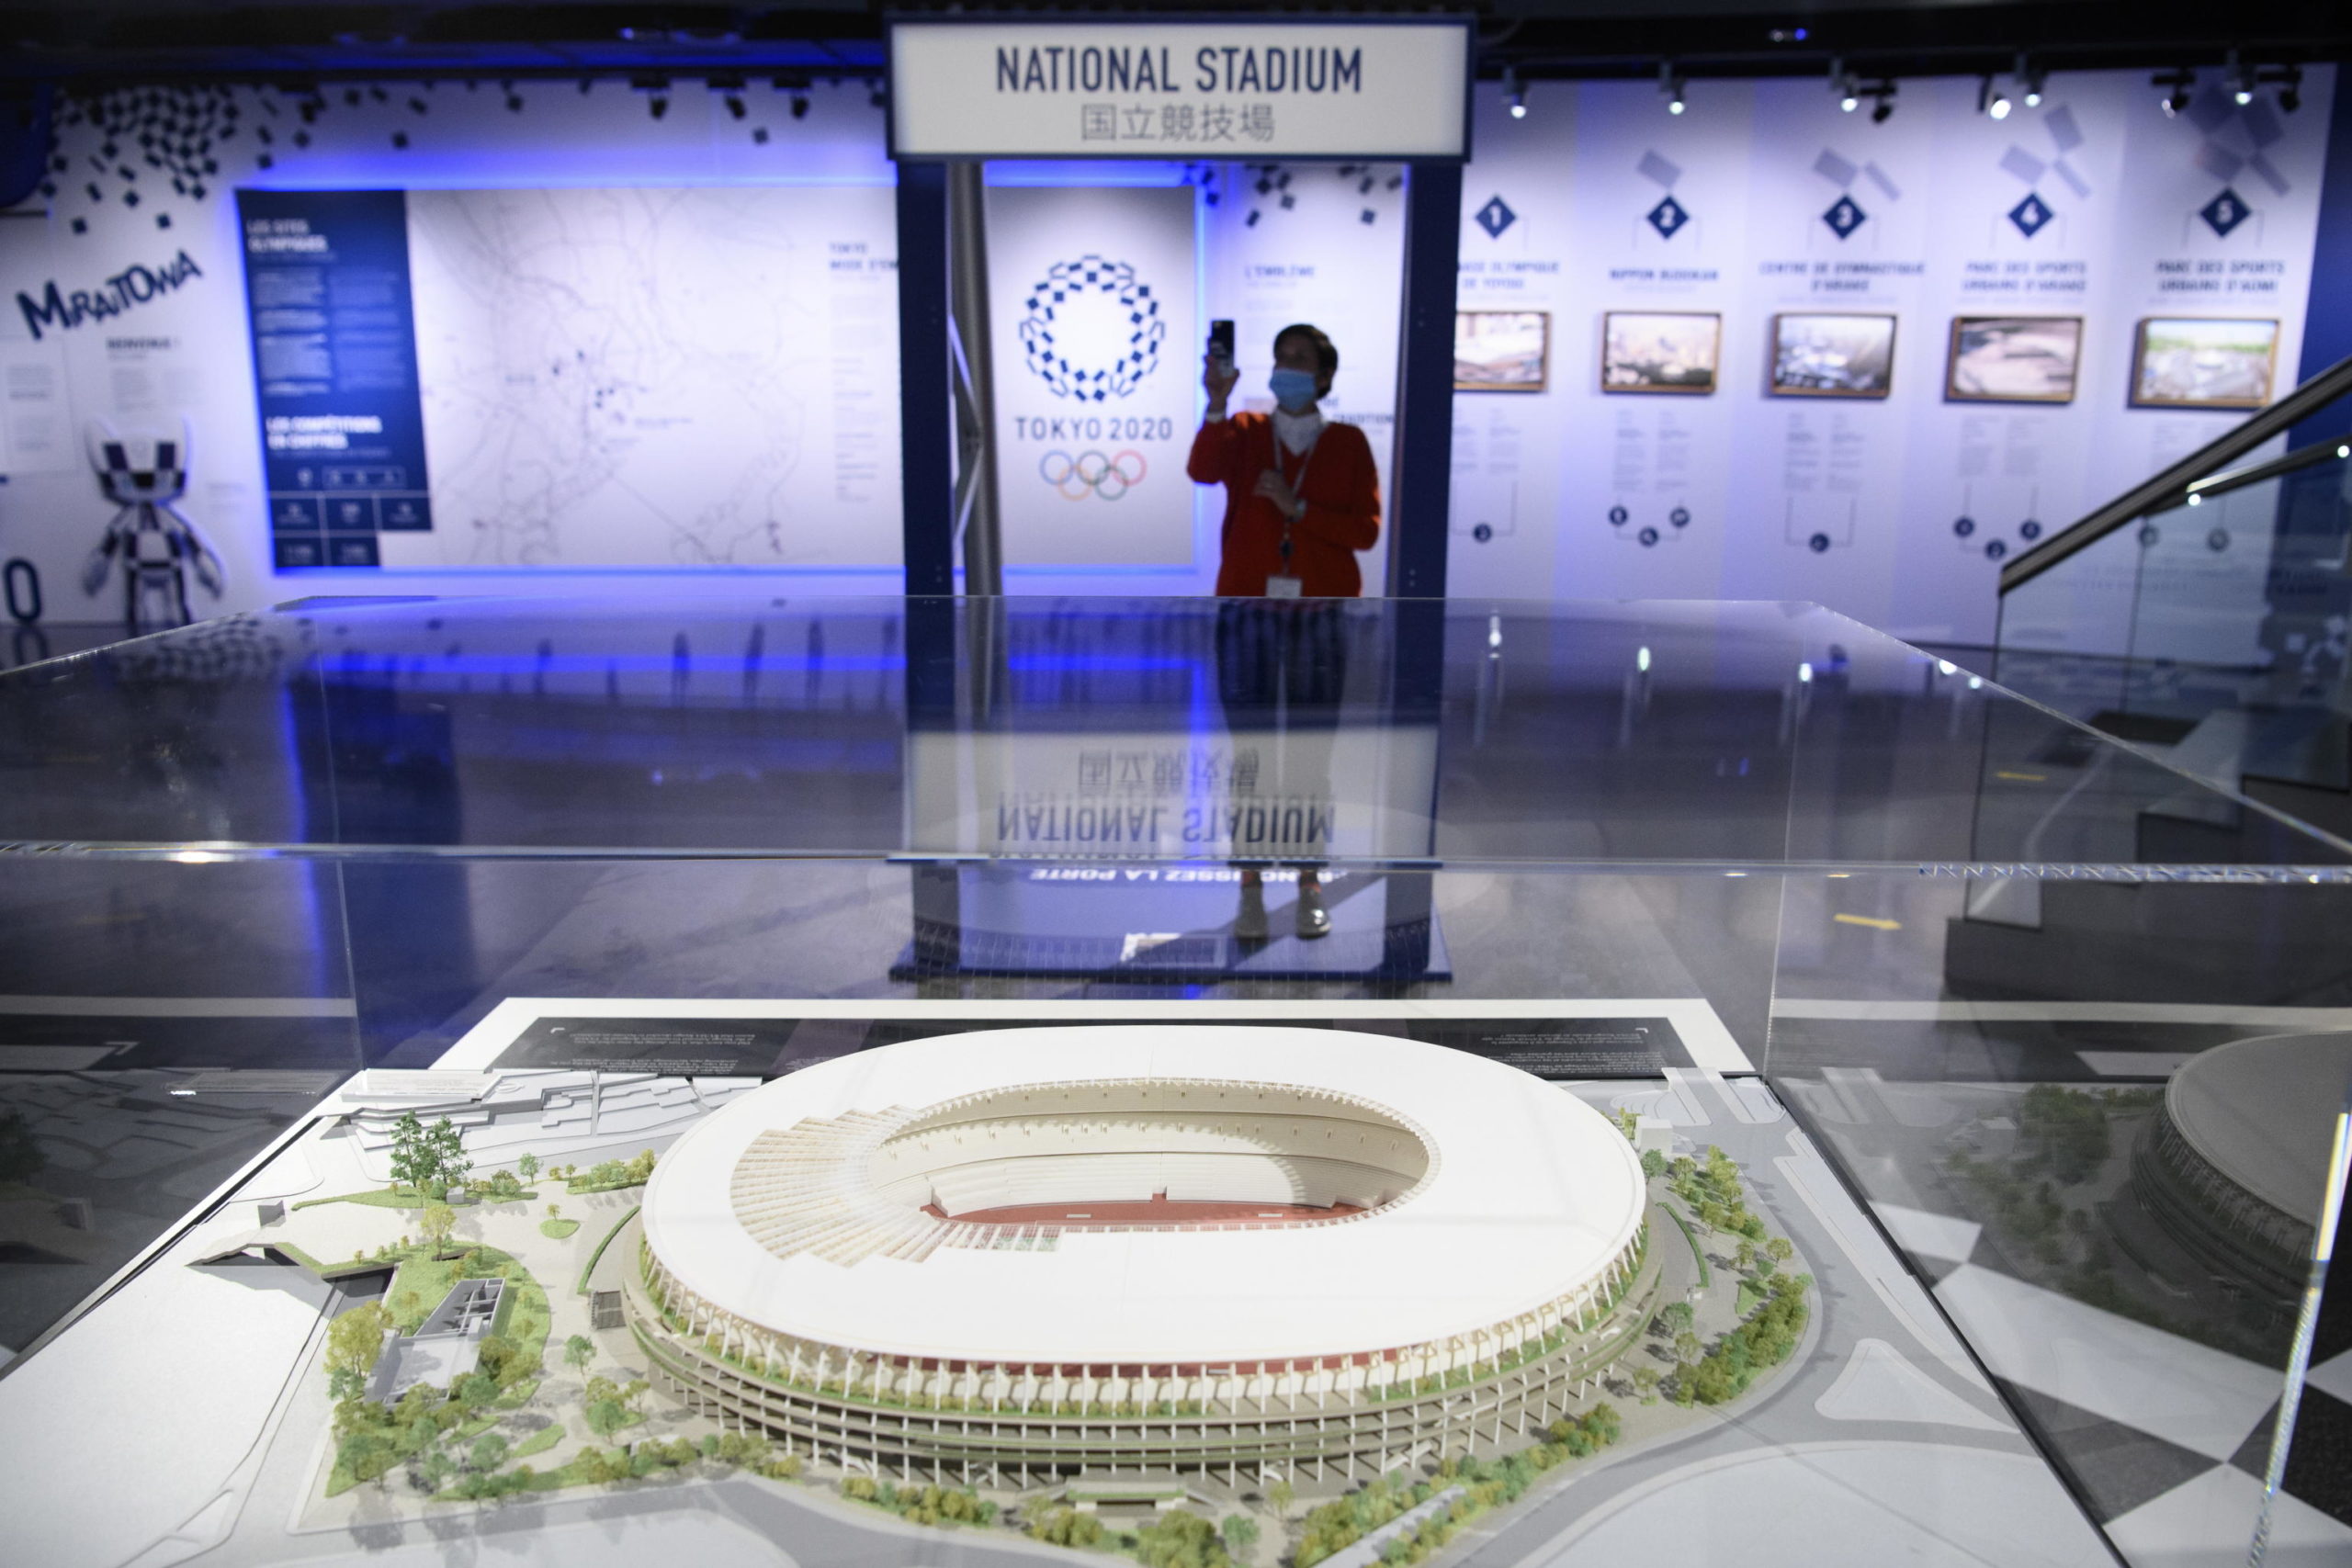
[2019,57,2046,107]
[2228,51,2255,107]
[649,95,668,120]
[2154,69,2194,117]
[725,95,746,120]
[869,86,887,109]
[1870,81,1897,123]
[1980,75,2011,120]
[1831,58,1858,112]
[1659,62,1686,116]
[790,94,810,120]
[1503,68,1526,119]
[2277,65,2302,114]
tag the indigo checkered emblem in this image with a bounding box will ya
[1021,255,1164,401]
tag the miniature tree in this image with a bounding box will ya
[1657,1302,1693,1337]
[416,1445,457,1495]
[388,1111,436,1194]
[516,1151,540,1184]
[1222,1513,1261,1556]
[1640,1149,1667,1179]
[325,1301,392,1397]
[546,1201,562,1224]
[1734,1240,1757,1273]
[1673,1331,1702,1368]
[1632,1366,1662,1402]
[426,1117,471,1195]
[565,1334,594,1372]
[585,1394,628,1439]
[1266,1478,1295,1518]
[419,1200,457,1258]
[469,1433,509,1472]
[1765,1236,1794,1266]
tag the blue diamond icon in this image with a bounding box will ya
[2199,187,2249,237]
[2008,193,2053,238]
[1475,195,1516,239]
[1822,195,1867,240]
[1646,195,1690,239]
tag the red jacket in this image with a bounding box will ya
[1187,412,1381,597]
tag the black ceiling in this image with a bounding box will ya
[0,1,2342,87]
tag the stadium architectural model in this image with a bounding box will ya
[0,1013,2130,1568]
[632,1028,1656,1484]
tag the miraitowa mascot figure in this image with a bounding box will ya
[81,417,227,632]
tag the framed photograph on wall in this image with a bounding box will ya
[1946,316,2085,403]
[1455,310,1551,392]
[1600,311,1721,394]
[2130,317,2280,410]
[1770,313,1897,398]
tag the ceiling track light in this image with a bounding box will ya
[2153,68,2194,118]
[630,73,671,120]
[1868,80,1897,123]
[1659,62,1686,116]
[1978,74,2011,120]
[2267,63,2303,114]
[2227,50,2256,107]
[1503,67,1526,119]
[2017,54,2046,108]
[1831,58,1859,113]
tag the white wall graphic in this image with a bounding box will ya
[0,79,901,619]
[987,184,1198,569]
[405,185,897,569]
[1451,67,2337,646]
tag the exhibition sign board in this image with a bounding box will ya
[888,17,1473,161]
[233,185,902,571]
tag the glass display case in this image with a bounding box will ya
[0,593,2346,1568]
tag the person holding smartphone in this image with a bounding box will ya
[1188,321,1381,596]
[1190,323,1376,942]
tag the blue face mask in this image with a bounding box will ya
[1269,367,1319,412]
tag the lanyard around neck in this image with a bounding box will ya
[1275,423,1322,560]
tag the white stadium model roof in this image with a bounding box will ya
[641,1026,1646,1368]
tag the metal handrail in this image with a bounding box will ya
[1998,351,2352,594]
[2181,432,2352,506]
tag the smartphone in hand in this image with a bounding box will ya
[1208,319,1235,375]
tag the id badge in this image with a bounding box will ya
[1265,574,1304,599]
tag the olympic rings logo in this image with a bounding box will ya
[1040,449,1148,501]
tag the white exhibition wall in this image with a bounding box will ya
[1447,70,2338,647]
[0,79,910,620]
[0,68,2337,639]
